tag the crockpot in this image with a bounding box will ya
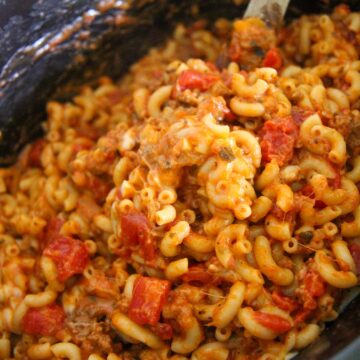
[0,1,360,359]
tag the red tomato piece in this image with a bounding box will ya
[128,276,171,326]
[120,211,155,261]
[121,212,150,246]
[263,48,283,70]
[28,139,46,168]
[178,70,219,91]
[42,217,65,247]
[314,200,327,209]
[272,291,299,312]
[294,308,313,325]
[223,106,238,121]
[150,322,173,340]
[181,265,213,284]
[22,304,65,336]
[259,116,299,166]
[304,269,326,298]
[43,236,89,282]
[253,311,292,333]
[349,243,360,274]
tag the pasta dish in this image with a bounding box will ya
[2,4,360,360]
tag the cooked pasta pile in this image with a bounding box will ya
[3,4,360,360]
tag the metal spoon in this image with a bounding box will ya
[244,0,290,28]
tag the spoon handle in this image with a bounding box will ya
[244,0,290,28]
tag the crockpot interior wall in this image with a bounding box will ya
[1,1,360,358]
[0,0,173,164]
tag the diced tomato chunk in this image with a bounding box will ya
[314,200,327,209]
[299,268,326,310]
[43,236,89,282]
[178,70,219,91]
[349,243,360,274]
[120,211,155,261]
[181,265,213,284]
[259,116,299,166]
[272,291,299,312]
[128,276,171,326]
[262,48,282,70]
[294,308,313,325]
[41,217,65,247]
[304,269,326,298]
[150,322,173,340]
[223,106,238,121]
[22,304,65,336]
[28,139,46,168]
[121,212,150,245]
[253,311,292,333]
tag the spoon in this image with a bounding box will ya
[244,0,290,28]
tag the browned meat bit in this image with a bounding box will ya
[162,291,198,334]
[326,111,351,138]
[66,296,118,356]
[175,89,200,106]
[347,110,360,153]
